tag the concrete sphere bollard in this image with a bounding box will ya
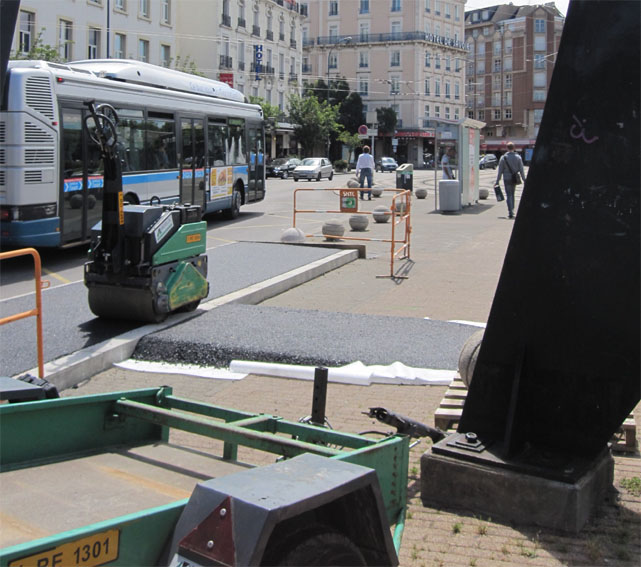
[415,187,428,199]
[280,227,306,243]
[373,205,391,223]
[346,177,360,188]
[349,214,369,231]
[458,329,485,388]
[371,187,383,198]
[479,188,489,200]
[395,201,407,214]
[322,219,345,240]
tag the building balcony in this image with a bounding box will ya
[310,32,469,51]
[252,25,261,37]
[238,61,245,71]
[221,14,231,27]
[219,55,233,69]
[266,30,274,41]
[302,63,312,74]
[288,73,298,83]
[237,18,246,28]
[290,39,297,49]
[279,33,285,41]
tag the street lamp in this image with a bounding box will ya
[326,36,351,155]
[326,36,352,104]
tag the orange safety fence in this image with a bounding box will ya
[0,248,49,378]
[293,187,412,278]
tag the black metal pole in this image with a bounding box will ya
[311,367,328,426]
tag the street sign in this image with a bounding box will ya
[358,125,368,135]
[340,189,358,213]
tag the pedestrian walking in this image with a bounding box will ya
[356,146,375,200]
[495,142,526,219]
[442,147,456,180]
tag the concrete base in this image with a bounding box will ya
[420,445,614,532]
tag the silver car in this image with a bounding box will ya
[293,158,334,181]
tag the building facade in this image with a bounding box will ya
[302,0,468,167]
[464,3,564,159]
[10,0,176,67]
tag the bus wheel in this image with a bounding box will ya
[224,188,241,220]
[124,192,140,205]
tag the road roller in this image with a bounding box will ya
[82,100,209,323]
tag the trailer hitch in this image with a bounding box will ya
[365,407,446,443]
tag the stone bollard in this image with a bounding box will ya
[371,187,383,198]
[349,214,369,231]
[373,205,391,223]
[280,227,306,243]
[479,188,489,199]
[322,219,345,240]
[415,187,428,199]
[346,177,360,189]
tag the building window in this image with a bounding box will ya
[328,53,337,70]
[138,38,149,62]
[140,0,150,18]
[468,110,474,119]
[359,78,369,96]
[425,104,430,117]
[445,55,451,71]
[504,38,512,54]
[503,92,512,106]
[391,21,401,38]
[161,44,170,67]
[238,40,245,67]
[493,109,501,120]
[391,0,401,12]
[493,58,501,72]
[445,3,451,18]
[435,105,440,118]
[534,108,544,123]
[534,54,546,69]
[425,51,431,67]
[505,73,512,88]
[454,81,460,100]
[435,56,441,70]
[435,1,441,15]
[533,71,546,88]
[505,108,512,119]
[329,25,338,40]
[390,77,400,95]
[115,0,126,10]
[329,0,338,16]
[477,110,484,120]
[454,108,459,120]
[266,88,271,103]
[493,40,501,56]
[455,4,460,20]
[533,89,546,101]
[88,28,100,59]
[161,0,170,24]
[534,35,546,51]
[359,51,369,68]
[492,75,501,90]
[483,26,490,35]
[424,78,430,95]
[114,33,126,58]
[445,106,450,120]
[360,0,370,14]
[535,18,545,33]
[445,80,450,98]
[503,57,512,71]
[435,78,441,97]
[19,11,35,54]
[390,51,400,67]
[492,92,500,106]
[359,23,369,42]
[425,0,431,12]
[59,19,73,61]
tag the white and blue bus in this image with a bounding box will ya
[0,59,265,248]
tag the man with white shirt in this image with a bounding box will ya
[356,146,375,200]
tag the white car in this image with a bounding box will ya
[293,158,334,181]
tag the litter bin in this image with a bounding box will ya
[395,163,413,192]
[439,180,461,214]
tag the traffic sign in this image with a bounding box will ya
[358,125,368,135]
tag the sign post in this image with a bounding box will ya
[340,189,358,213]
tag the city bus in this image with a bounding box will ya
[0,59,265,248]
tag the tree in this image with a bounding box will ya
[337,131,362,166]
[250,97,283,158]
[339,92,365,134]
[377,107,397,136]
[172,55,205,77]
[11,29,62,62]
[288,93,340,156]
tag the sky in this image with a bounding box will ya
[465,0,570,16]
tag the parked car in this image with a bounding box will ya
[293,158,334,181]
[479,154,498,169]
[266,157,301,179]
[376,157,399,172]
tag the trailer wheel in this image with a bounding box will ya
[275,532,366,566]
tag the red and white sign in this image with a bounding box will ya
[358,125,368,135]
[219,73,234,87]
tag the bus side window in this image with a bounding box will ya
[207,122,228,167]
[147,114,176,170]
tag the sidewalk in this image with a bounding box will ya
[66,172,640,567]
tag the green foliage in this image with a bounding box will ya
[288,93,340,156]
[333,159,348,171]
[11,29,63,62]
[377,107,397,135]
[620,476,641,496]
[249,97,282,135]
[337,131,361,164]
[339,92,365,134]
[172,55,205,77]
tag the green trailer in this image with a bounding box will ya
[0,387,409,566]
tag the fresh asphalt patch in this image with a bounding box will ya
[132,303,481,371]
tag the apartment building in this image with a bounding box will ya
[10,0,176,67]
[464,3,564,159]
[302,0,467,166]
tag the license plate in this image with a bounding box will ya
[9,529,119,567]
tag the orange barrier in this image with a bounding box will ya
[293,187,412,278]
[0,248,49,377]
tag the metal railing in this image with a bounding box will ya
[0,248,49,377]
[310,32,469,51]
[292,187,412,278]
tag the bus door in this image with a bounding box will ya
[247,126,265,201]
[60,106,104,244]
[179,118,205,210]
